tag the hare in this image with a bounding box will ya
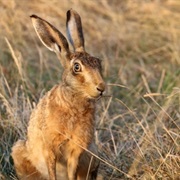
[11,9,105,180]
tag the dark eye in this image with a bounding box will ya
[73,63,81,73]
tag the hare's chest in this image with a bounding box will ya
[63,105,95,129]
[67,113,94,141]
[60,108,95,145]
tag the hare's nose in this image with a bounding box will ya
[96,82,105,93]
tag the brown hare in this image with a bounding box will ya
[11,9,105,180]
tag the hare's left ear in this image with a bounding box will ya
[66,9,85,52]
[30,15,71,66]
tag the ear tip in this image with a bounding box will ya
[67,9,73,16]
[67,9,78,16]
[30,14,38,19]
[67,8,73,13]
[66,9,75,22]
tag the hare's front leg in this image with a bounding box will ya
[47,150,57,180]
[67,148,83,180]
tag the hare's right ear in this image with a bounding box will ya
[66,9,85,52]
[30,15,70,66]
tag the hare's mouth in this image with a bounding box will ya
[88,91,104,100]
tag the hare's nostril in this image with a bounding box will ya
[96,82,105,93]
[97,87,103,92]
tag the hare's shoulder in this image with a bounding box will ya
[28,85,60,125]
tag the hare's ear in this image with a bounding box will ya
[66,9,85,52]
[31,15,70,65]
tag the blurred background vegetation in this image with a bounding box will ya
[0,0,179,179]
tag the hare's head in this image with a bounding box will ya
[31,9,105,99]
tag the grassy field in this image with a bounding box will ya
[0,0,180,179]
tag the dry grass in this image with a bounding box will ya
[0,0,180,179]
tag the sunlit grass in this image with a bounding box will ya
[0,0,179,179]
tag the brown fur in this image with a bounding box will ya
[12,9,105,180]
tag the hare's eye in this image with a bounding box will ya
[73,63,81,73]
